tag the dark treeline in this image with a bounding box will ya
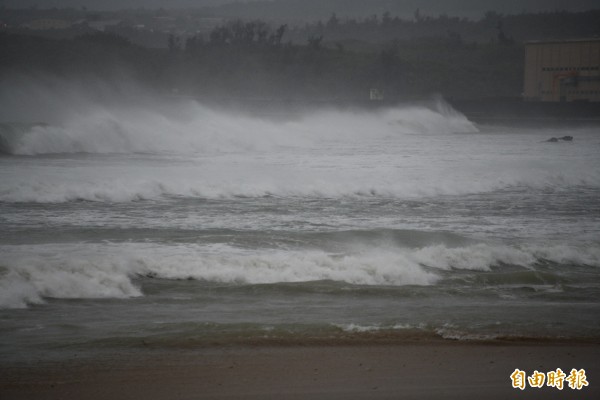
[176,17,525,100]
[2,7,599,48]
[0,31,522,101]
[2,9,598,102]
[0,29,519,101]
[286,9,600,45]
[208,0,599,22]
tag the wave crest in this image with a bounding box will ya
[0,96,476,156]
[1,242,598,309]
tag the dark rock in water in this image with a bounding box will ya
[545,136,573,143]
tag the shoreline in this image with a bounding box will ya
[2,340,599,399]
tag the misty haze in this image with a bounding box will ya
[1,1,600,399]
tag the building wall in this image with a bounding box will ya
[524,39,600,102]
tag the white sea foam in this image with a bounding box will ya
[2,77,600,203]
[336,322,419,333]
[525,244,600,267]
[435,324,501,341]
[0,74,476,157]
[2,143,599,203]
[2,97,477,156]
[0,249,143,308]
[411,244,537,270]
[1,242,598,309]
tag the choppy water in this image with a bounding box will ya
[1,95,599,362]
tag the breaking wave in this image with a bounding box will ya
[1,162,598,203]
[1,241,599,309]
[3,76,599,203]
[0,96,476,156]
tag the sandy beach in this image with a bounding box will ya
[2,340,599,400]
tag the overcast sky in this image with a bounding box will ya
[1,0,598,17]
[0,0,229,9]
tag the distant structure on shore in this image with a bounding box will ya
[523,38,600,102]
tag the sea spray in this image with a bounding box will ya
[2,241,599,309]
[2,76,600,354]
[0,98,477,156]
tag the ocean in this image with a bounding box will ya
[1,97,599,363]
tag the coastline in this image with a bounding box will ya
[2,95,599,400]
[2,339,599,400]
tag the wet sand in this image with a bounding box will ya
[2,341,599,399]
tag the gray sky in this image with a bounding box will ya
[1,0,598,18]
[0,0,230,9]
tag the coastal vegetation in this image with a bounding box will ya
[1,9,598,101]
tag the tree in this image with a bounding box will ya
[307,35,323,50]
[496,21,514,45]
[168,34,181,52]
[273,24,287,46]
[382,11,392,26]
[185,35,204,54]
[414,8,423,23]
[326,13,339,29]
